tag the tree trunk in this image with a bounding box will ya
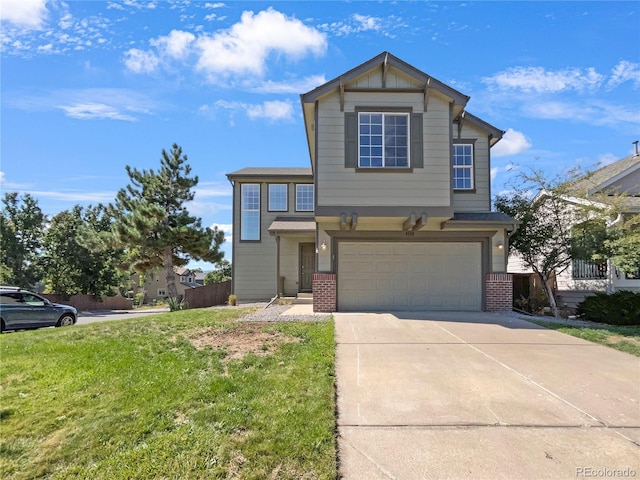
[537,271,560,318]
[163,248,178,299]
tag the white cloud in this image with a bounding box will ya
[250,74,326,94]
[195,7,326,78]
[195,182,232,198]
[0,0,48,29]
[150,30,195,60]
[607,61,640,89]
[524,100,638,127]
[246,100,294,120]
[123,48,159,73]
[204,2,225,8]
[29,189,116,203]
[317,13,404,38]
[483,66,604,93]
[215,99,295,122]
[492,128,532,157]
[57,103,137,121]
[352,14,381,32]
[6,88,156,121]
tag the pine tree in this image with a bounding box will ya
[112,144,224,300]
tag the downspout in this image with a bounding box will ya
[228,177,236,295]
[276,234,281,297]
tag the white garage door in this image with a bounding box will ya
[338,242,482,311]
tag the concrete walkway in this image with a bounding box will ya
[335,312,640,479]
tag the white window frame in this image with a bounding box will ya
[358,112,410,168]
[295,184,314,212]
[452,143,474,190]
[268,184,288,212]
[157,288,167,297]
[240,183,260,241]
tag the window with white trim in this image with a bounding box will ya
[296,184,314,211]
[268,184,287,211]
[241,184,260,240]
[452,144,474,190]
[359,113,409,168]
[157,288,167,297]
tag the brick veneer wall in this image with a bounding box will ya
[313,273,336,313]
[486,273,513,312]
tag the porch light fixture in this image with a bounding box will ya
[321,241,327,251]
[497,243,504,250]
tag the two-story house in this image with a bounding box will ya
[508,152,640,309]
[228,52,517,312]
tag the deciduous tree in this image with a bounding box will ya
[0,193,45,287]
[43,205,125,297]
[204,260,232,284]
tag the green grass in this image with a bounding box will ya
[0,309,336,479]
[532,320,640,356]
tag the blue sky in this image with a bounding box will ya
[1,0,639,270]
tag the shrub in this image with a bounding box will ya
[228,294,237,306]
[167,297,186,312]
[576,291,640,325]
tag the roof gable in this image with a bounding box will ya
[301,51,470,107]
[571,154,640,196]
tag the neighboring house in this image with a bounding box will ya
[508,152,640,305]
[227,52,517,312]
[194,271,206,286]
[132,266,201,303]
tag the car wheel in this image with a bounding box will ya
[57,314,75,327]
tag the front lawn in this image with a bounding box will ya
[531,320,640,357]
[0,308,336,479]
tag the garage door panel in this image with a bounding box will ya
[338,242,482,311]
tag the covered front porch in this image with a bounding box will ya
[268,216,317,298]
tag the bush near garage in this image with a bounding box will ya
[576,291,640,325]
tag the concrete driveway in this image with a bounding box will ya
[335,312,640,480]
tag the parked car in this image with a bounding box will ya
[0,286,77,332]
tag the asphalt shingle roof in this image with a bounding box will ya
[227,167,313,178]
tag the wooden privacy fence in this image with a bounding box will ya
[184,281,231,309]
[42,294,133,311]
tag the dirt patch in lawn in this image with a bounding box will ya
[608,335,640,346]
[189,322,299,362]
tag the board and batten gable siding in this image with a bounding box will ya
[452,122,492,211]
[316,89,453,208]
[232,178,313,301]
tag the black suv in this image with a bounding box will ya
[0,287,77,332]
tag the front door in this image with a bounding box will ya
[299,243,315,292]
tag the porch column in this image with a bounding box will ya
[313,273,336,312]
[486,273,513,312]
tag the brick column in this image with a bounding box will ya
[486,273,513,312]
[313,273,336,313]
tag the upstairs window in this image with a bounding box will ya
[241,184,260,241]
[452,143,474,190]
[296,184,314,211]
[359,113,409,168]
[268,184,288,211]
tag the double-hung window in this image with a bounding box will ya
[296,184,314,212]
[268,184,287,211]
[241,184,260,241]
[359,113,409,168]
[452,143,474,190]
